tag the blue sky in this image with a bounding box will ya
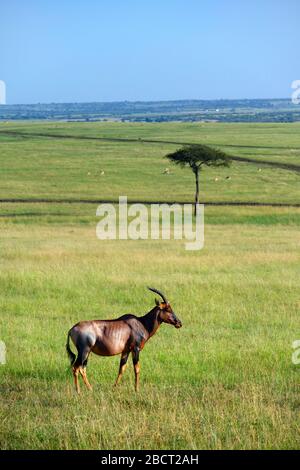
[1,0,299,104]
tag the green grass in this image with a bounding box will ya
[0,121,299,203]
[0,219,299,449]
[0,203,300,226]
[0,122,299,449]
[2,120,300,163]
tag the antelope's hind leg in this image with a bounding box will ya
[114,351,129,387]
[79,366,93,391]
[132,347,140,392]
[73,345,92,394]
[72,366,80,394]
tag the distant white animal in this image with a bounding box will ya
[163,168,170,175]
[100,170,105,176]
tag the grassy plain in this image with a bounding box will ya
[0,122,299,449]
[0,121,300,203]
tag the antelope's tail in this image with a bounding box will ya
[66,331,76,366]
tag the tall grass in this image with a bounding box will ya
[0,217,299,449]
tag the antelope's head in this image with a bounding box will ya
[148,287,182,329]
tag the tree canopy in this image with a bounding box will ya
[166,144,231,214]
[166,144,231,174]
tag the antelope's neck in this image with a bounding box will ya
[140,307,161,339]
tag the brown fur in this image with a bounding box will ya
[66,288,182,393]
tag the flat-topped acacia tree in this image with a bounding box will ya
[166,144,231,215]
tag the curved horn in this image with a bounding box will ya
[147,287,168,304]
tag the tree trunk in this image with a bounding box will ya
[194,169,199,216]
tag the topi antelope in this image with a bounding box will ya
[66,287,182,393]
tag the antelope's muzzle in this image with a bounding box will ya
[174,314,182,328]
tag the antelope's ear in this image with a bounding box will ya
[155,298,160,306]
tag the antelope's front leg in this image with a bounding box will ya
[114,351,129,387]
[132,347,140,392]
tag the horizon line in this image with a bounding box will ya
[0,97,292,107]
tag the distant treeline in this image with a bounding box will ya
[0,98,300,122]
